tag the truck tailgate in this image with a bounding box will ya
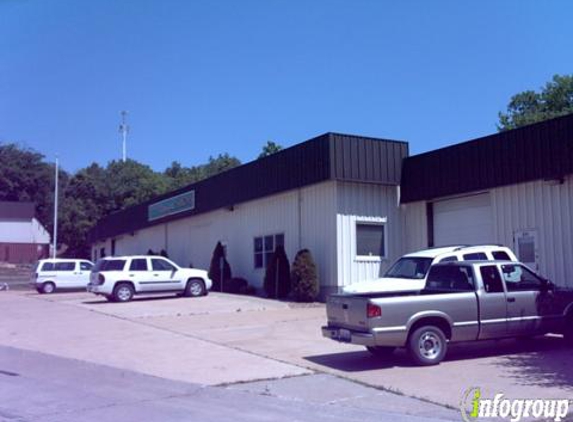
[326,294,369,331]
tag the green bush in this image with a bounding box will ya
[263,245,290,299]
[208,242,232,291]
[291,249,319,302]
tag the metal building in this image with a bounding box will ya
[91,113,573,292]
[90,133,408,296]
[400,113,573,288]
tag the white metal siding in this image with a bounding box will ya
[0,218,50,244]
[492,177,573,287]
[336,182,403,287]
[400,201,428,253]
[433,193,494,246]
[109,181,338,291]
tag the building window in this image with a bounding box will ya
[254,233,284,269]
[356,223,386,259]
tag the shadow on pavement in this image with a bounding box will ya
[82,294,183,305]
[305,336,570,374]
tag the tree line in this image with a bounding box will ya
[0,141,282,258]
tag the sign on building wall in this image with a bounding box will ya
[148,191,195,221]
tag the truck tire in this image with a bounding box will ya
[183,279,205,297]
[408,325,447,366]
[366,346,396,358]
[112,283,134,303]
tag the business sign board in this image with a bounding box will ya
[148,191,195,222]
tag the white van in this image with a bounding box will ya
[32,259,94,294]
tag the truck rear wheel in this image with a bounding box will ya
[408,325,447,366]
[366,346,396,358]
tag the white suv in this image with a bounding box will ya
[343,245,518,294]
[87,255,212,302]
[32,259,94,294]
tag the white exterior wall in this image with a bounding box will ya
[400,201,427,253]
[0,218,50,244]
[336,182,403,288]
[492,177,573,288]
[402,177,573,288]
[96,181,338,292]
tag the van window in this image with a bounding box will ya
[54,262,75,271]
[151,258,176,272]
[480,266,504,293]
[41,262,55,271]
[492,251,511,261]
[439,255,458,263]
[463,252,488,261]
[426,266,474,292]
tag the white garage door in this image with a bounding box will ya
[433,193,494,246]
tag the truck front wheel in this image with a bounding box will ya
[408,325,447,366]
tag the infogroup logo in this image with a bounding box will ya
[460,387,570,422]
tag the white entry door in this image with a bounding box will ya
[433,193,494,246]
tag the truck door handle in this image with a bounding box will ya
[507,297,516,303]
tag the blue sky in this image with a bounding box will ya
[1,1,572,172]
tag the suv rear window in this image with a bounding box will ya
[492,251,511,260]
[94,259,126,271]
[463,252,488,261]
[425,266,475,292]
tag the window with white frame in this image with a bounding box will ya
[254,233,284,269]
[356,222,386,258]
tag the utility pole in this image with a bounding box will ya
[52,156,59,259]
[119,110,129,162]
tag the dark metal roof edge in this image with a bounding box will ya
[408,113,573,160]
[327,132,409,145]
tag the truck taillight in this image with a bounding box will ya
[367,303,382,318]
[98,274,105,285]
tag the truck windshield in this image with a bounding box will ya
[384,258,433,279]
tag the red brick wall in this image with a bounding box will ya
[0,243,49,264]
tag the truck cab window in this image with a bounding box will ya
[480,266,504,293]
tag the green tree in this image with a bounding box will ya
[263,245,290,299]
[105,159,170,210]
[498,74,573,131]
[164,161,204,190]
[291,249,319,302]
[203,153,241,178]
[0,143,67,235]
[258,141,283,159]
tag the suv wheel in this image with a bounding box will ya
[408,325,447,366]
[184,279,205,297]
[41,282,56,294]
[113,283,134,302]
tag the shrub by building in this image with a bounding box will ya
[208,242,232,291]
[291,249,319,302]
[263,245,290,299]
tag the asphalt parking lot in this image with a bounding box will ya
[1,289,571,420]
